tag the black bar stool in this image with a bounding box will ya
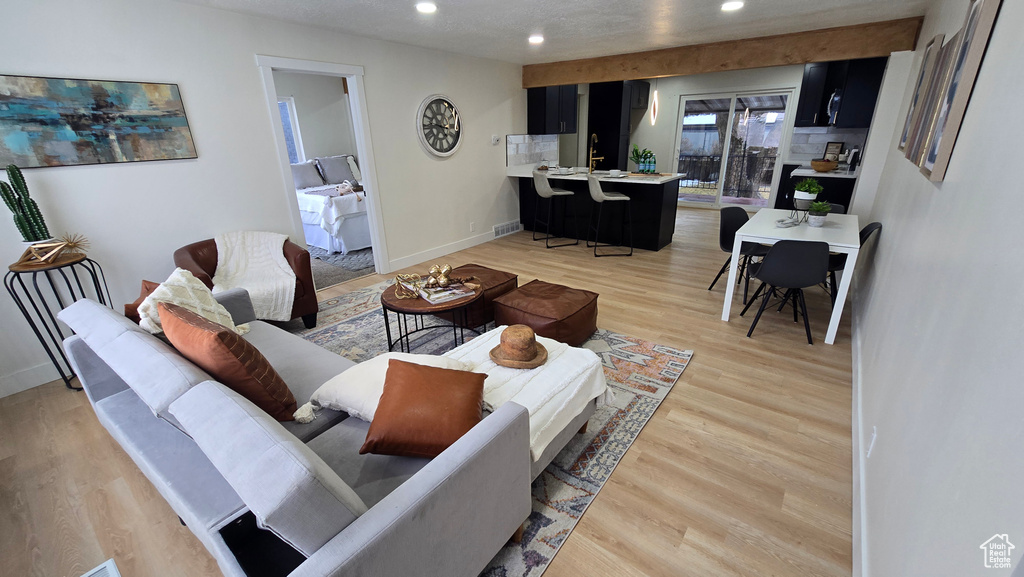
[532,172,579,248]
[586,174,633,257]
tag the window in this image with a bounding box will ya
[675,91,792,208]
[276,97,304,164]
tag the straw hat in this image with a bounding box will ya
[489,325,548,369]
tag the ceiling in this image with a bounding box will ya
[177,0,933,65]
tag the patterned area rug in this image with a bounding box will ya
[307,245,375,271]
[306,246,376,290]
[287,284,693,576]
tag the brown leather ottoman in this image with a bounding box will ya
[493,280,598,346]
[435,264,518,328]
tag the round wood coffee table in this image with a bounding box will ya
[379,285,483,352]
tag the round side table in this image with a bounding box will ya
[380,285,482,353]
[5,253,112,390]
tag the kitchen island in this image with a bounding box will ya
[510,166,685,251]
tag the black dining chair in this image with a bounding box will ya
[829,204,846,214]
[708,206,769,304]
[825,222,882,305]
[740,240,830,344]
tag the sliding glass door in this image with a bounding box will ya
[675,91,792,208]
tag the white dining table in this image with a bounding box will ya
[721,208,861,345]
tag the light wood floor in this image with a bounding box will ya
[0,207,853,576]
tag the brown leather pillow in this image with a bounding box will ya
[360,359,484,458]
[124,280,161,324]
[158,302,297,421]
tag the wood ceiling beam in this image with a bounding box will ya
[522,17,923,88]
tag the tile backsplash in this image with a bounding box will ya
[788,126,868,163]
[506,134,559,166]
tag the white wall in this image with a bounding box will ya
[0,0,524,397]
[854,0,1024,574]
[630,65,805,173]
[272,71,357,160]
[849,52,913,220]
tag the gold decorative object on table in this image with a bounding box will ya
[13,232,91,268]
[28,240,68,263]
[393,274,422,299]
[426,264,453,288]
[60,232,90,254]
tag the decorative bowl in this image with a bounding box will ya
[811,159,839,172]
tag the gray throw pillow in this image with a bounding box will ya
[291,160,324,189]
[316,155,357,185]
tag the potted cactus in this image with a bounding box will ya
[1,165,51,244]
[807,200,831,228]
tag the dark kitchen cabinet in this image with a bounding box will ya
[629,80,650,109]
[794,57,887,129]
[774,164,856,211]
[527,84,577,134]
[794,63,828,127]
[834,57,888,128]
[586,80,651,170]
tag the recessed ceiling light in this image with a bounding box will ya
[416,2,437,14]
[721,1,744,11]
[528,34,544,45]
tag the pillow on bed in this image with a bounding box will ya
[291,160,325,189]
[346,155,362,181]
[317,155,357,185]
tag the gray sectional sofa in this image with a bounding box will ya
[58,290,532,577]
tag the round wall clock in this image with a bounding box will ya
[417,94,462,157]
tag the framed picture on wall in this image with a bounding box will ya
[921,0,1003,181]
[899,33,944,152]
[0,74,197,168]
[906,30,959,167]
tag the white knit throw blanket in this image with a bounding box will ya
[212,231,296,321]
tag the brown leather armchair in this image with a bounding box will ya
[173,238,318,328]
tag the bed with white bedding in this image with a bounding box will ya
[297,185,372,254]
[291,155,372,254]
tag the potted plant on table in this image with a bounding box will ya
[807,200,831,228]
[793,177,823,210]
[0,164,51,246]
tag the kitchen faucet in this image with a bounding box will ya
[588,133,604,173]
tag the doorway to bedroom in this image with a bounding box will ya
[258,56,386,291]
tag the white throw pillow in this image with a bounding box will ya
[346,155,362,182]
[137,268,249,335]
[312,353,469,422]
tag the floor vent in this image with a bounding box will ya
[81,560,122,577]
[493,220,521,238]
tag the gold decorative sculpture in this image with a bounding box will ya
[394,274,422,299]
[427,264,453,288]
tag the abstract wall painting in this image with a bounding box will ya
[899,33,943,154]
[920,0,1002,181]
[899,0,1003,181]
[0,75,197,168]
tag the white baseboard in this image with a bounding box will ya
[387,231,499,272]
[851,303,868,577]
[0,362,58,399]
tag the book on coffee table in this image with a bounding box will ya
[419,284,474,304]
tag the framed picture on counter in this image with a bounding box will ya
[921,0,1003,181]
[823,142,844,160]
